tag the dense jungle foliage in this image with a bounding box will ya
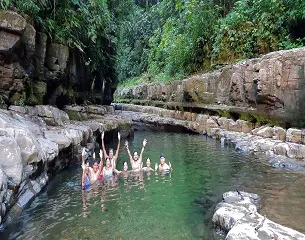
[1,0,305,87]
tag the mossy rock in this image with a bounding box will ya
[65,109,88,121]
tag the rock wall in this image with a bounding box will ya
[213,191,305,239]
[114,47,305,126]
[116,103,305,169]
[0,104,132,225]
[0,10,113,108]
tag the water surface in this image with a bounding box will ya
[1,131,305,239]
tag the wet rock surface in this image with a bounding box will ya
[115,103,305,165]
[0,105,132,226]
[213,191,305,240]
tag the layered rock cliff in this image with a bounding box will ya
[0,10,113,108]
[115,47,305,127]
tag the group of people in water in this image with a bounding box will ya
[81,132,172,189]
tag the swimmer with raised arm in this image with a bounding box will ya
[101,131,120,169]
[157,153,172,171]
[125,139,147,170]
[90,150,103,181]
[81,148,103,185]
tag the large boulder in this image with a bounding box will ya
[36,105,69,126]
[0,30,20,52]
[43,130,72,150]
[37,137,59,162]
[273,142,290,156]
[273,126,286,141]
[214,191,305,240]
[0,137,22,184]
[0,110,43,164]
[228,119,242,132]
[286,128,304,144]
[218,117,230,130]
[255,126,273,138]
[45,43,69,73]
[0,11,27,34]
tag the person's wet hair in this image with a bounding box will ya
[109,148,114,152]
[92,160,99,166]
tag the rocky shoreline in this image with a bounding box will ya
[0,105,132,226]
[114,47,305,127]
[114,103,305,169]
[213,191,305,239]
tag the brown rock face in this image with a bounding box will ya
[0,31,20,52]
[0,11,26,34]
[0,10,110,106]
[115,47,305,124]
[45,43,69,73]
[22,23,36,59]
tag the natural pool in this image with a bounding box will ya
[1,131,305,239]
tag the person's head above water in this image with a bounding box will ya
[105,158,111,168]
[84,159,90,172]
[146,158,151,167]
[160,153,165,165]
[92,160,99,172]
[133,151,139,161]
[109,148,114,158]
[123,162,128,172]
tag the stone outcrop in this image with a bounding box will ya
[115,47,305,125]
[115,103,305,167]
[0,104,132,225]
[213,191,305,239]
[0,10,113,107]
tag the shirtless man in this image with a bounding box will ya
[158,153,172,171]
[101,131,120,169]
[81,148,103,187]
[142,158,154,172]
[125,139,147,170]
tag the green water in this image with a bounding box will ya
[2,131,305,240]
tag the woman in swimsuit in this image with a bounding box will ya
[101,131,121,169]
[81,148,103,186]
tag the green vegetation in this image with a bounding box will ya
[115,0,305,87]
[2,0,116,89]
[2,0,305,88]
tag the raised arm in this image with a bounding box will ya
[81,147,86,166]
[114,132,121,161]
[139,139,147,164]
[101,131,108,158]
[81,169,86,189]
[98,149,103,173]
[125,141,133,165]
